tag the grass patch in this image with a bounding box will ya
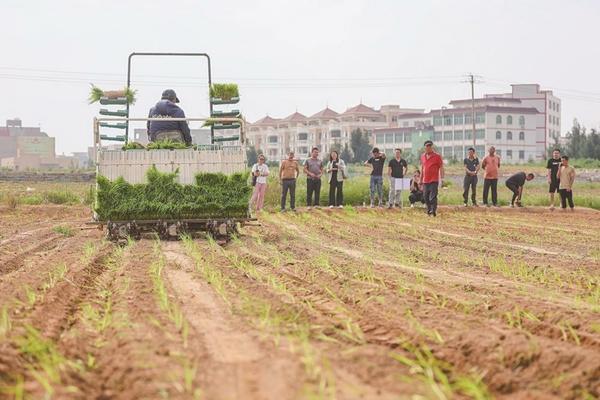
[20,194,44,205]
[52,226,74,237]
[44,190,80,205]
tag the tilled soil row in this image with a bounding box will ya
[0,239,205,399]
[0,240,115,398]
[58,240,202,399]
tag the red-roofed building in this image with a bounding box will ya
[308,107,339,122]
[246,83,556,163]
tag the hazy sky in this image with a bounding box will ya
[1,0,599,154]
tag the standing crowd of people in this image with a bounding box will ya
[248,141,577,215]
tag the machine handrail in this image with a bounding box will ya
[93,116,245,148]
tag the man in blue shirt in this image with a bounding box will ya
[147,89,192,145]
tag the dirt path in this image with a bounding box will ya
[163,242,305,400]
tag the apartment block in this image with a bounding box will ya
[374,83,557,163]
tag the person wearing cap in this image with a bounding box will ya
[419,140,444,217]
[462,147,480,207]
[147,89,192,145]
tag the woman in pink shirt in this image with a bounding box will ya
[481,146,501,207]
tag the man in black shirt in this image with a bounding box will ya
[387,148,408,208]
[364,147,386,207]
[463,147,480,207]
[505,172,535,207]
[546,149,561,210]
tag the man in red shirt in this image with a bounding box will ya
[419,140,444,217]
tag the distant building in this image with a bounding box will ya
[485,84,562,153]
[0,118,78,170]
[71,152,91,168]
[247,103,420,160]
[373,83,559,163]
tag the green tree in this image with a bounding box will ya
[246,145,259,166]
[340,143,353,163]
[350,128,371,162]
[564,119,600,159]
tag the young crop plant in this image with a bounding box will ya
[95,166,251,221]
[391,342,491,400]
[0,306,11,337]
[149,241,190,347]
[15,324,82,397]
[42,263,68,292]
[557,321,581,346]
[503,306,540,331]
[52,225,74,237]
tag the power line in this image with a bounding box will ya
[0,72,462,89]
[0,65,463,82]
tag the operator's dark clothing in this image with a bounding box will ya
[147,100,192,145]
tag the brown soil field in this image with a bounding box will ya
[0,204,599,399]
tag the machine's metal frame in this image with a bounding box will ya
[125,52,214,143]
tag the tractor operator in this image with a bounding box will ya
[147,89,192,145]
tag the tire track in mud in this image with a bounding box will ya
[0,234,65,275]
[250,214,600,399]
[162,242,306,400]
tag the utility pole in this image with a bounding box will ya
[469,73,476,149]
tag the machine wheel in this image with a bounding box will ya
[157,221,188,240]
[107,221,140,242]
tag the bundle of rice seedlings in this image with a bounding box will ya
[210,83,239,100]
[88,85,137,104]
[146,139,190,150]
[88,85,104,104]
[122,142,145,150]
[95,166,251,221]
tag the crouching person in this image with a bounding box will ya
[505,171,534,207]
[409,170,425,207]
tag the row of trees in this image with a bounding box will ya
[557,119,600,159]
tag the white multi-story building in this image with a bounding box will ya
[374,84,558,163]
[485,84,561,154]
